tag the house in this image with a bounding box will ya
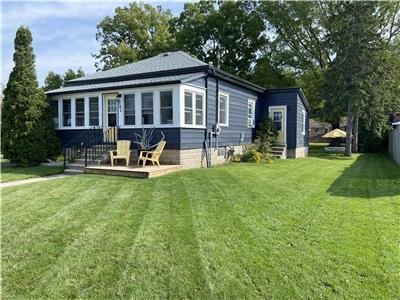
[309,119,332,142]
[46,51,310,168]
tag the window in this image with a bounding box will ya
[184,91,193,125]
[50,100,59,128]
[273,111,282,131]
[184,90,204,126]
[218,93,229,126]
[217,147,226,157]
[89,97,99,126]
[124,94,135,125]
[141,92,153,124]
[75,98,85,126]
[195,94,204,126]
[247,100,255,128]
[302,110,306,135]
[62,99,71,127]
[160,90,173,124]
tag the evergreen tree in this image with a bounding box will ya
[324,2,389,157]
[43,71,63,91]
[1,26,59,166]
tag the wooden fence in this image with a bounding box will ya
[389,125,400,165]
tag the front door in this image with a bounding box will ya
[270,107,286,144]
[103,93,119,142]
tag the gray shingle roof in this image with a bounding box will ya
[69,51,208,83]
[46,73,205,96]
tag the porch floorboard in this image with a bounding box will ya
[84,164,182,179]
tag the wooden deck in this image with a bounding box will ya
[84,164,182,179]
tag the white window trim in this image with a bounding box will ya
[247,99,256,128]
[180,84,206,129]
[269,105,287,145]
[121,93,136,127]
[218,91,229,127]
[74,97,86,128]
[302,109,306,135]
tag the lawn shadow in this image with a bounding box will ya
[327,154,400,198]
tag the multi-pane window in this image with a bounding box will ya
[218,93,228,126]
[160,90,173,125]
[273,111,282,131]
[141,92,153,124]
[50,100,59,128]
[89,97,99,126]
[62,99,71,127]
[184,90,204,126]
[75,98,85,126]
[184,91,193,125]
[247,100,255,128]
[124,94,135,125]
[195,94,203,125]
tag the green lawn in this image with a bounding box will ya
[2,147,399,299]
[1,166,65,183]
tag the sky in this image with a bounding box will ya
[1,0,187,86]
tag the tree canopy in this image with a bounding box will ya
[43,68,85,91]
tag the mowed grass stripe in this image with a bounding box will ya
[30,178,155,299]
[2,176,91,240]
[115,176,210,299]
[2,175,126,297]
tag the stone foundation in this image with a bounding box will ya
[287,147,308,158]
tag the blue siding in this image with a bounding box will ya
[206,77,259,147]
[118,128,180,149]
[259,90,298,148]
[296,95,309,148]
[180,128,205,149]
[259,90,309,149]
[186,77,206,88]
[56,129,103,145]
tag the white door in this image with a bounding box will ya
[269,107,286,144]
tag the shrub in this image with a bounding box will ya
[255,115,278,155]
[240,145,261,163]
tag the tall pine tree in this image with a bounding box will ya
[324,2,386,157]
[1,26,59,166]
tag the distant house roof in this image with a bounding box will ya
[392,121,400,126]
[46,73,205,96]
[309,119,331,128]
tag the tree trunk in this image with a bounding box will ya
[345,102,353,157]
[352,116,359,153]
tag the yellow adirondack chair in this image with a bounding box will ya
[138,141,166,167]
[110,140,131,167]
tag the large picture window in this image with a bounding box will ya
[160,90,173,125]
[50,100,59,128]
[184,91,193,125]
[141,92,153,124]
[218,92,229,126]
[75,98,85,126]
[124,94,135,125]
[89,97,99,126]
[62,99,71,127]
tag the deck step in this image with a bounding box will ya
[64,168,84,174]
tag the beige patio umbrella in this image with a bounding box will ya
[322,128,347,138]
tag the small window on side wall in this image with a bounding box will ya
[302,110,306,135]
[218,92,229,126]
[247,100,256,128]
